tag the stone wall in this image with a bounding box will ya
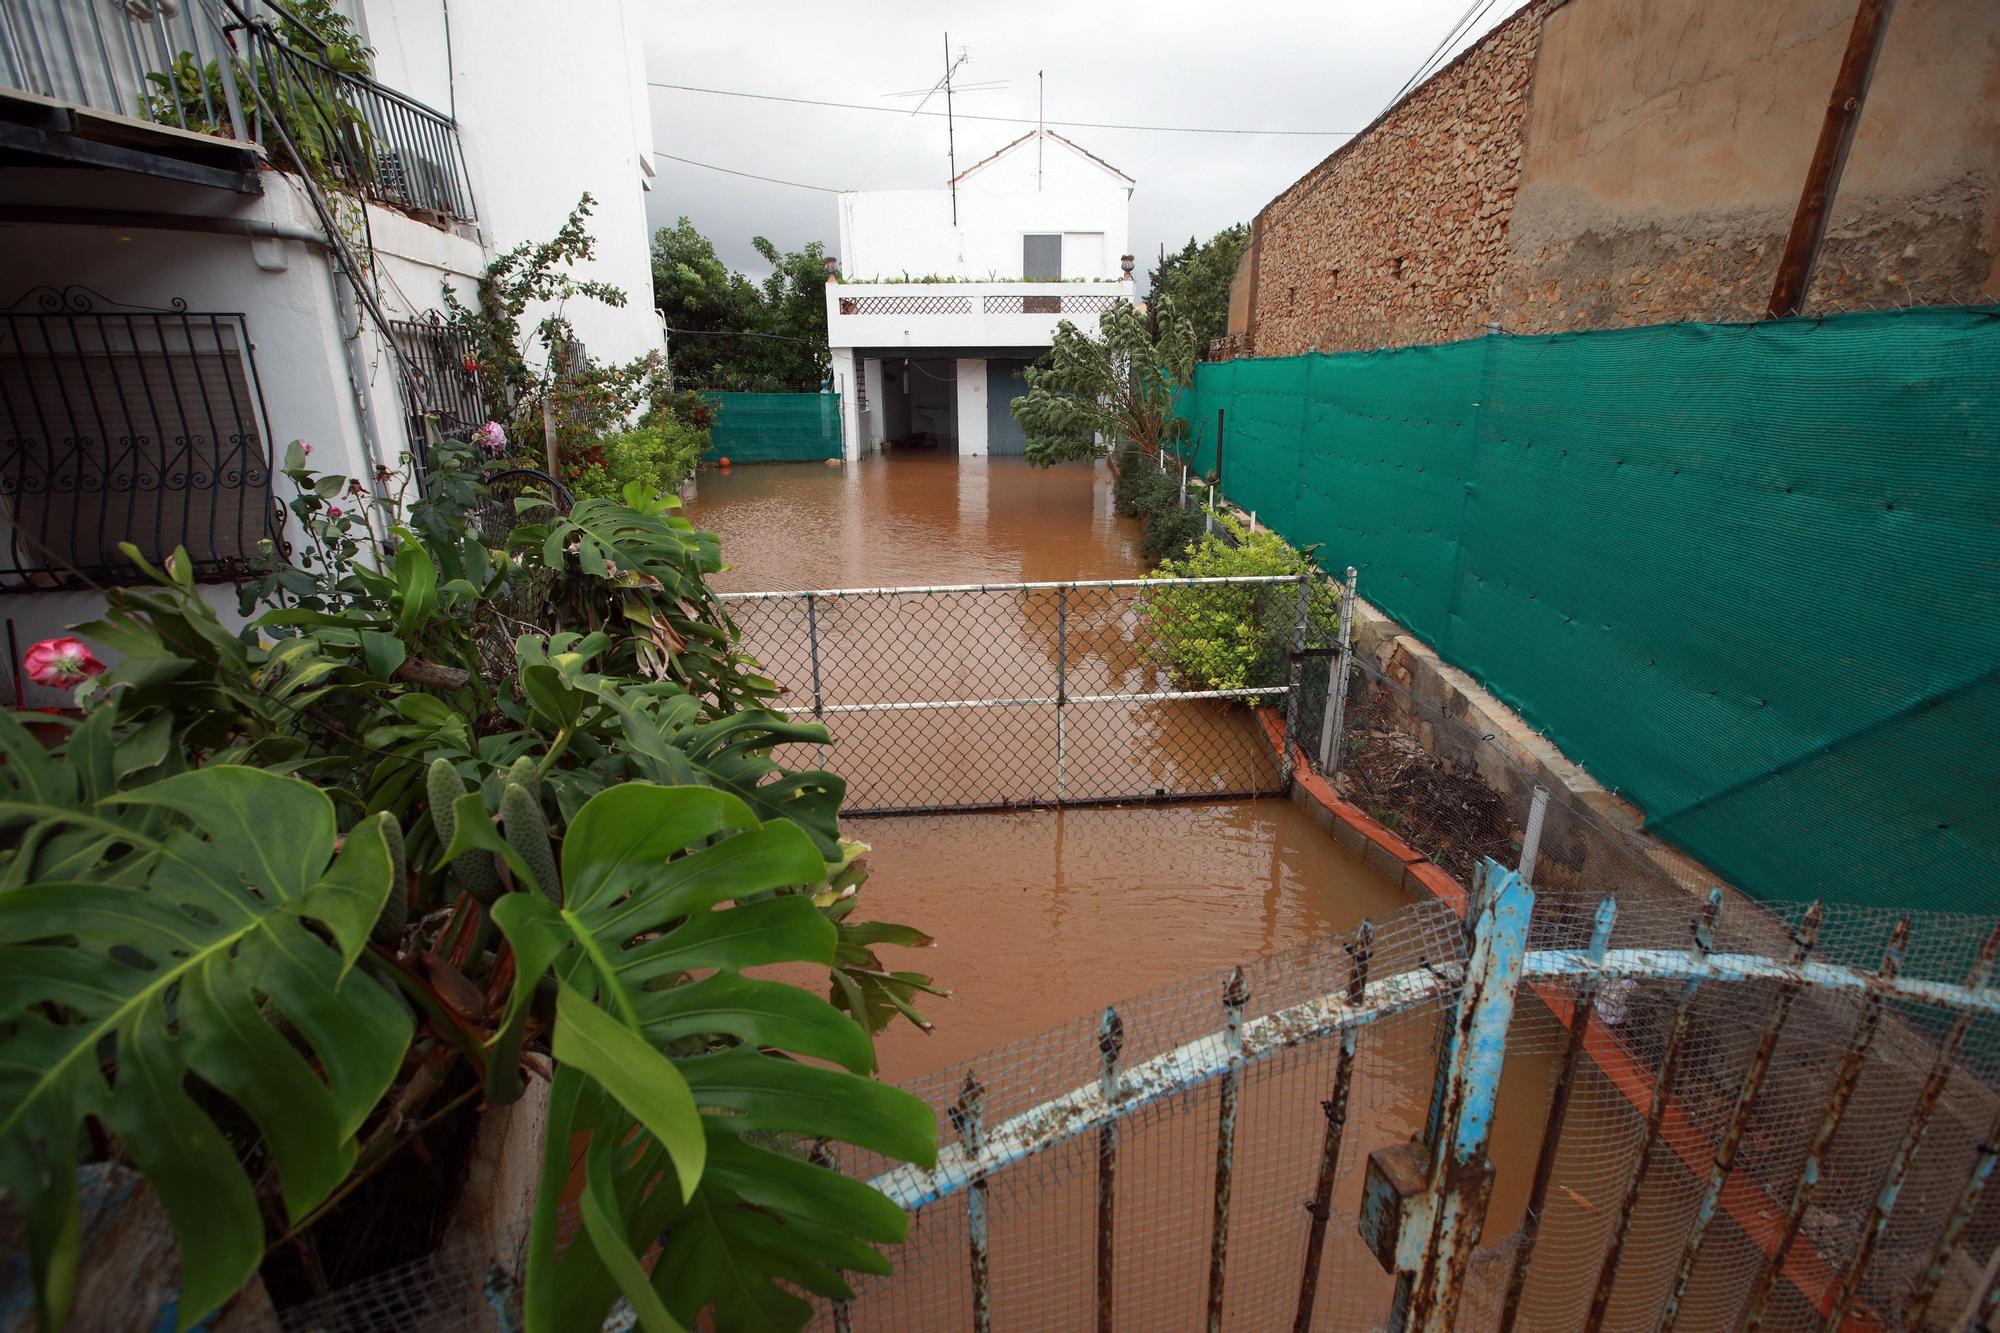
[1239,0,2000,357]
[1243,3,1548,356]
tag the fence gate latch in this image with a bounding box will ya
[1359,1139,1494,1279]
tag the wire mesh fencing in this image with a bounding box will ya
[720,575,1349,815]
[273,884,2000,1332]
[830,882,2000,1333]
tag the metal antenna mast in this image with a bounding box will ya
[945,33,958,223]
[1038,70,1044,189]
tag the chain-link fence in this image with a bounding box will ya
[720,575,1348,815]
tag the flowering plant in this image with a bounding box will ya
[22,636,106,689]
[472,420,507,456]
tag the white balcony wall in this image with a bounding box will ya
[835,130,1132,281]
[360,0,663,369]
[826,281,1139,353]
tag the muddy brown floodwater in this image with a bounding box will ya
[691,456,1562,1327]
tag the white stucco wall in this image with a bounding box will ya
[835,131,1133,281]
[0,169,489,703]
[955,359,989,457]
[360,0,663,369]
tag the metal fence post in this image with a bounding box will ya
[1282,575,1310,783]
[954,1072,992,1333]
[1180,464,1189,509]
[1056,586,1068,801]
[1517,785,1550,885]
[1207,967,1249,1333]
[1097,1008,1124,1333]
[1320,566,1358,774]
[1399,863,1535,1333]
[806,591,825,767]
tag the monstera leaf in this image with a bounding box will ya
[489,783,935,1333]
[0,767,409,1331]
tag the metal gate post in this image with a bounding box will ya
[806,591,826,767]
[1282,575,1310,784]
[1517,785,1550,886]
[1055,586,1068,802]
[1364,861,1535,1333]
[1319,566,1358,773]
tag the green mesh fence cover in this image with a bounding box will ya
[1180,306,2000,912]
[703,391,842,463]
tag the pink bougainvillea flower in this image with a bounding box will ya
[473,420,507,456]
[24,637,106,689]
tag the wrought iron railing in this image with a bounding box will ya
[247,21,477,222]
[389,311,488,448]
[0,286,278,590]
[0,0,476,222]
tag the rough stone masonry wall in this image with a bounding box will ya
[1246,3,1547,357]
[1241,0,2000,356]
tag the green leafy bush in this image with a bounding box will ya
[573,417,708,502]
[1140,516,1334,697]
[1140,504,1206,565]
[0,436,936,1332]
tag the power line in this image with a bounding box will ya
[652,151,843,193]
[664,326,825,346]
[649,81,1354,138]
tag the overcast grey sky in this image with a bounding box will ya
[639,1,1526,282]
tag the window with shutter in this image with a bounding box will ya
[0,288,278,590]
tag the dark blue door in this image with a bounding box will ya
[987,360,1032,456]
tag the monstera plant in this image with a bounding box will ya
[0,437,938,1331]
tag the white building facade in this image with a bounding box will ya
[0,0,662,704]
[825,130,1136,460]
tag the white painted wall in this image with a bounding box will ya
[835,131,1132,281]
[360,0,662,369]
[830,348,860,461]
[955,359,989,457]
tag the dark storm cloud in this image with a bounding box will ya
[640,2,1525,281]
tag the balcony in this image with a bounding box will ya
[0,0,476,221]
[826,280,1137,352]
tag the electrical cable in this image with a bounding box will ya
[649,81,1353,137]
[652,151,844,193]
[664,326,825,346]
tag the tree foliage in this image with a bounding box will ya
[1147,224,1249,352]
[1010,298,1196,468]
[652,220,830,390]
[0,437,937,1331]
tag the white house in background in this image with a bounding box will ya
[826,129,1137,459]
[0,0,661,705]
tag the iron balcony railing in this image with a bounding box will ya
[0,285,279,590]
[0,0,476,222]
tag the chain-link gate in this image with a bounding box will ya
[721,576,1346,815]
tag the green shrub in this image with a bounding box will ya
[573,417,707,501]
[1140,503,1205,564]
[1140,515,1334,696]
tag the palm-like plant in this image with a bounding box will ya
[0,440,936,1331]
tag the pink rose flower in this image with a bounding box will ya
[24,637,106,689]
[327,505,343,518]
[473,420,507,456]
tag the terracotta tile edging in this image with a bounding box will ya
[1255,708,1880,1328]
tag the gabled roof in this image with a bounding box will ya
[952,129,1135,187]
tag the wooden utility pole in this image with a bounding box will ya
[1765,0,1898,318]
